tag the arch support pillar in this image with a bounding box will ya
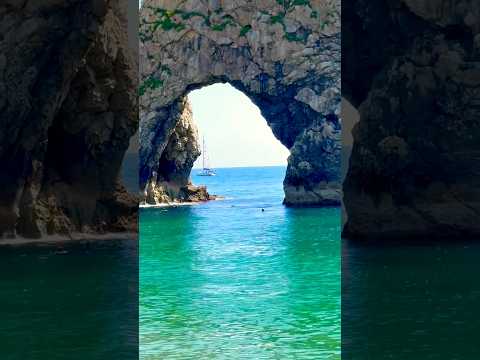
[284,116,342,206]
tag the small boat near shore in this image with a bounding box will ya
[198,137,216,176]
[198,168,216,176]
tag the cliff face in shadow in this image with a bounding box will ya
[139,0,341,206]
[342,0,480,239]
[0,0,138,238]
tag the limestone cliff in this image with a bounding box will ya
[142,98,213,204]
[139,0,341,206]
[343,0,480,239]
[0,0,138,238]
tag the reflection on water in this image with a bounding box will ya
[140,202,340,359]
[342,238,480,359]
[0,239,138,360]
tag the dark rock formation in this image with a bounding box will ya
[142,97,214,204]
[343,0,480,239]
[284,115,341,206]
[0,0,138,238]
[139,0,341,206]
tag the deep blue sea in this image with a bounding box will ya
[140,166,341,359]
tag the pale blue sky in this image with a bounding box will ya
[189,83,289,169]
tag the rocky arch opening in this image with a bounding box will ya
[189,83,290,171]
[158,82,291,201]
[139,0,341,207]
[140,76,341,206]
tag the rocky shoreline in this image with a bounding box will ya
[142,180,218,205]
[0,232,138,247]
[140,195,224,208]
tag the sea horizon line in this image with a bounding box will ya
[192,164,287,170]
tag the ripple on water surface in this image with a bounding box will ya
[140,166,341,359]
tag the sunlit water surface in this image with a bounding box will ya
[140,166,340,359]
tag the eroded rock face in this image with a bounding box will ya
[343,0,480,239]
[143,97,214,204]
[284,115,341,205]
[0,0,138,238]
[140,0,341,206]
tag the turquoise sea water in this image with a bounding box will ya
[140,166,341,359]
[0,240,138,360]
[2,156,479,359]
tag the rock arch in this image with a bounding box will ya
[139,0,341,206]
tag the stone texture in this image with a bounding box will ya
[0,0,138,238]
[142,98,214,204]
[139,0,341,206]
[343,0,480,239]
[284,115,341,206]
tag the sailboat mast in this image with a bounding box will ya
[203,137,206,170]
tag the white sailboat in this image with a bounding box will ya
[198,137,216,176]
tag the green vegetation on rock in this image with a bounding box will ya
[240,25,252,37]
[211,16,235,31]
[140,2,330,45]
[142,6,240,35]
[270,13,285,25]
[139,76,164,96]
[276,0,311,11]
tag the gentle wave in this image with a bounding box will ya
[140,166,341,359]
